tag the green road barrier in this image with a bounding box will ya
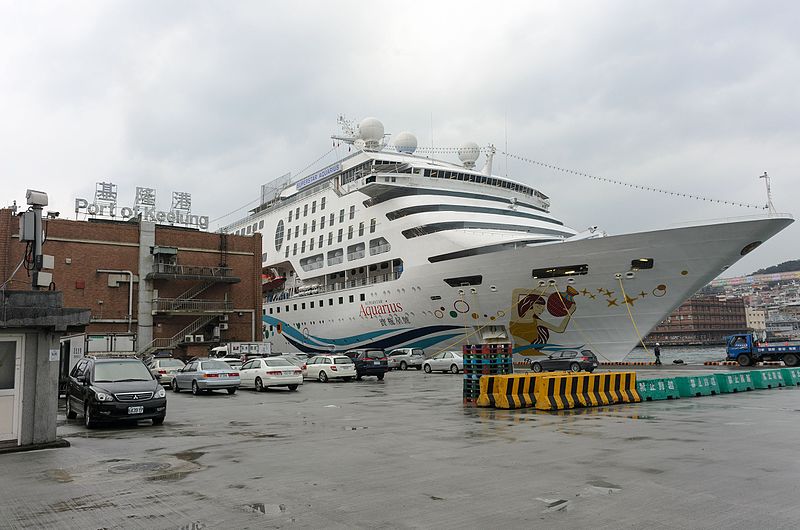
[675,374,720,397]
[714,372,754,393]
[751,369,786,389]
[780,367,800,386]
[636,377,680,401]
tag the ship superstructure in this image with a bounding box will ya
[224,117,793,359]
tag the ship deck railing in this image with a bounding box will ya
[266,270,402,303]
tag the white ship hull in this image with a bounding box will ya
[262,214,792,360]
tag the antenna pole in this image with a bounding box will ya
[759,172,775,213]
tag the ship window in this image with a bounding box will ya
[301,241,306,253]
[360,293,365,301]
[275,220,284,251]
[303,204,308,217]
[303,223,307,235]
[339,209,345,223]
[277,307,280,313]
[319,235,324,248]
[293,243,297,256]
[329,298,333,305]
[312,201,317,213]
[338,229,343,243]
[329,213,335,226]
[348,226,353,239]
[370,218,376,233]
[319,299,323,307]
[310,301,314,308]
[327,248,344,266]
[349,295,354,303]
[294,304,298,310]
[285,247,290,258]
[246,225,252,234]
[262,252,268,262]
[339,297,343,304]
[631,258,654,270]
[349,205,355,220]
[358,222,364,237]
[286,229,291,241]
[259,220,264,229]
[296,207,300,219]
[431,295,441,300]
[253,223,258,232]
[294,226,299,238]
[288,210,293,222]
[321,197,326,210]
[320,216,325,229]
[347,243,365,261]
[302,303,306,310]
[311,220,316,232]
[369,237,390,255]
[328,232,333,245]
[269,307,273,314]
[531,264,589,279]
[444,275,483,287]
[309,238,314,250]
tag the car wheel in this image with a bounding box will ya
[227,388,237,395]
[377,373,385,381]
[255,377,264,392]
[400,361,408,370]
[288,384,299,391]
[738,354,752,367]
[319,371,329,383]
[191,380,201,396]
[532,363,543,373]
[84,404,97,429]
[65,398,77,419]
[450,364,459,374]
[570,362,581,372]
[172,379,180,393]
[152,415,165,426]
[423,364,432,374]
[784,353,798,367]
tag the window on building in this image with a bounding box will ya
[349,205,355,220]
[370,218,376,233]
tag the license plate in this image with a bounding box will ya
[283,371,294,375]
[373,361,380,365]
[128,406,144,414]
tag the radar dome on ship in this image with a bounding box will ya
[393,131,418,154]
[358,117,385,150]
[458,141,481,168]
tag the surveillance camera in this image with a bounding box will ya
[26,189,48,207]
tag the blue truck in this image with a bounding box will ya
[726,333,800,367]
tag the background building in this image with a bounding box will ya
[0,208,262,358]
[645,295,747,346]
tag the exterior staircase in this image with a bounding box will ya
[138,315,217,357]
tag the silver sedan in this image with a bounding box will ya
[172,359,240,395]
[422,351,463,374]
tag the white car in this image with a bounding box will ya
[218,357,243,370]
[423,351,464,374]
[302,355,357,382]
[239,357,303,391]
[386,348,425,370]
[147,357,185,386]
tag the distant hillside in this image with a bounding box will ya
[752,259,800,276]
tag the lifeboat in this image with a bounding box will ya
[262,268,286,292]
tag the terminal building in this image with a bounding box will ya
[645,295,748,346]
[0,208,262,359]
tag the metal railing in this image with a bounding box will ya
[152,263,235,278]
[327,256,343,266]
[347,250,365,261]
[139,315,217,355]
[266,270,402,302]
[153,298,232,312]
[369,244,391,256]
[301,261,324,272]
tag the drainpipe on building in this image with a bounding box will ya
[97,269,134,332]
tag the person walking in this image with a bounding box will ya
[654,343,662,366]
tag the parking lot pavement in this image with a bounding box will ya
[2,369,800,529]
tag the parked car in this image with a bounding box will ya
[344,349,389,380]
[146,358,185,386]
[218,357,243,370]
[66,357,167,428]
[171,359,240,395]
[423,351,463,374]
[386,348,425,370]
[278,353,312,368]
[529,350,599,373]
[240,357,303,391]
[302,355,357,382]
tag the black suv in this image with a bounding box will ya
[530,349,599,373]
[66,357,167,428]
[344,349,388,380]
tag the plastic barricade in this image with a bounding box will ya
[714,372,754,393]
[636,377,680,401]
[674,375,719,397]
[533,372,640,411]
[780,367,800,386]
[476,373,541,409]
[751,369,786,389]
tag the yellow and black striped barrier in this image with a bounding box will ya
[476,373,541,409]
[533,372,641,411]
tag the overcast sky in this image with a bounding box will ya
[1,0,798,278]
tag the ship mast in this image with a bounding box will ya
[759,172,776,213]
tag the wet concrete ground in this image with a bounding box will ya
[1,366,799,529]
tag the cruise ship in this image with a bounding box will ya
[224,117,793,360]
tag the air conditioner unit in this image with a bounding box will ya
[219,315,229,322]
[194,334,204,342]
[219,323,229,331]
[212,326,221,338]
[184,335,195,343]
